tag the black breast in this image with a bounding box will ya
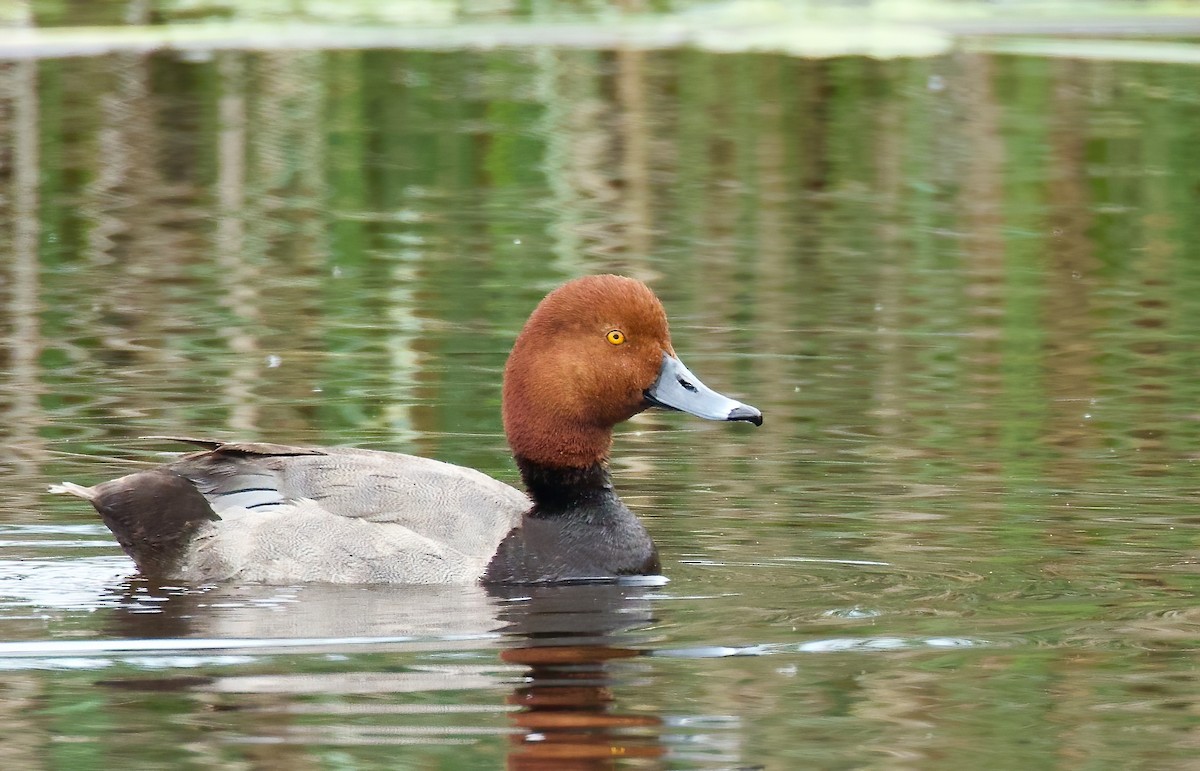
[482,459,661,584]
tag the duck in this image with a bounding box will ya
[50,275,762,585]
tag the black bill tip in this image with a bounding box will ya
[728,405,763,426]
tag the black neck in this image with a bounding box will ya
[515,456,617,517]
[485,456,660,584]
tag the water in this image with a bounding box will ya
[3,9,1200,769]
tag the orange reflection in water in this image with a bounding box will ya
[503,644,664,770]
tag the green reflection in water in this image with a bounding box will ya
[1,39,1200,771]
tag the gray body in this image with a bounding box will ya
[52,438,529,584]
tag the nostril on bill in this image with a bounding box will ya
[678,377,698,393]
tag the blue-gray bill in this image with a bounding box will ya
[643,353,763,426]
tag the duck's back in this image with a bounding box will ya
[55,439,529,584]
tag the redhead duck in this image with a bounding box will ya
[51,275,761,584]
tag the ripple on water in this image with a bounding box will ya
[0,556,132,613]
[655,635,987,659]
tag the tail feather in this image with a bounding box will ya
[48,482,97,500]
[53,469,219,576]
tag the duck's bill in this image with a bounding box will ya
[644,353,763,426]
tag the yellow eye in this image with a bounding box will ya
[606,329,626,345]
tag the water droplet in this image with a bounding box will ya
[513,238,522,245]
[927,74,945,92]
[265,354,282,368]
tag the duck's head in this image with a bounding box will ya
[502,275,762,469]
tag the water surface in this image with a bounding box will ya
[1,22,1200,771]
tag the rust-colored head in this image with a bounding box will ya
[503,275,673,468]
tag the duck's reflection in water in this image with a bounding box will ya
[99,579,669,769]
[493,583,665,770]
